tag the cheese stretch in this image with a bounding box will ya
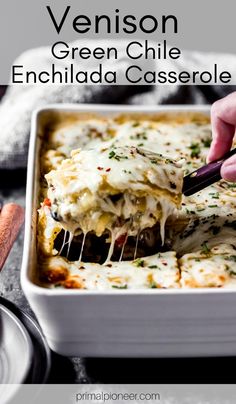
[45,146,183,257]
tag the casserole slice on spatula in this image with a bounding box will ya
[44,146,184,262]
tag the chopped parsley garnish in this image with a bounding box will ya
[109,150,128,161]
[189,142,201,158]
[228,269,236,277]
[148,265,158,269]
[209,192,219,199]
[137,132,148,140]
[132,122,140,127]
[202,138,212,147]
[112,285,128,289]
[197,207,205,212]
[208,205,218,208]
[150,282,158,289]
[131,132,148,140]
[227,183,236,188]
[109,150,116,159]
[201,242,211,255]
[137,143,144,147]
[133,258,146,267]
[186,208,196,214]
[225,255,236,263]
[165,158,174,164]
[123,169,132,174]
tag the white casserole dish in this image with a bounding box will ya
[21,104,236,358]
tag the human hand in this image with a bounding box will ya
[208,92,236,181]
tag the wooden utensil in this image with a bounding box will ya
[0,203,25,271]
[183,148,236,196]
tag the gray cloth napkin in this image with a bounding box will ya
[0,39,236,169]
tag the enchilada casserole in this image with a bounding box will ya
[37,112,236,289]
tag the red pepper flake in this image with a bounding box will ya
[115,233,127,248]
[97,166,103,171]
[106,168,111,172]
[162,261,168,266]
[43,198,51,207]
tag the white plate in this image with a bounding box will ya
[0,305,32,383]
[0,304,33,404]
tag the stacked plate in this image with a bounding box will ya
[0,297,51,386]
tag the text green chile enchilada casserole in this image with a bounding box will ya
[37,112,236,290]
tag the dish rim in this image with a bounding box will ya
[0,304,33,383]
[21,103,236,297]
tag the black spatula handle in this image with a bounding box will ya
[183,148,236,196]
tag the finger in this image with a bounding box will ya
[207,93,236,162]
[207,118,234,163]
[221,154,236,182]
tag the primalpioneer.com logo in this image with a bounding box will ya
[75,391,161,403]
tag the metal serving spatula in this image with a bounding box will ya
[183,148,236,196]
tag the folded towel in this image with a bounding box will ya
[0,39,236,169]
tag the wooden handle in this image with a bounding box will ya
[0,203,25,271]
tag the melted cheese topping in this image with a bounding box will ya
[40,251,180,289]
[180,244,236,288]
[37,113,236,289]
[45,146,183,246]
